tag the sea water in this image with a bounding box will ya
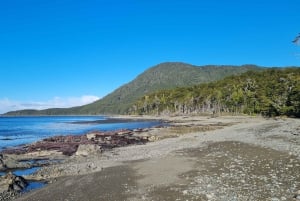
[0,116,162,150]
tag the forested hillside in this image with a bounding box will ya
[132,68,300,117]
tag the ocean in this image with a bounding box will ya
[0,116,162,150]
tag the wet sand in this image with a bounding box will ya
[7,116,300,200]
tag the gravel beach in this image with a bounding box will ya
[2,115,300,201]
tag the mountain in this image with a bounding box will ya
[4,62,264,115]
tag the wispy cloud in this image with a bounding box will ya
[0,95,100,114]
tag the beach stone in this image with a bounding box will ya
[148,135,160,142]
[294,190,300,200]
[86,133,97,140]
[206,193,214,200]
[75,144,102,156]
[294,195,300,200]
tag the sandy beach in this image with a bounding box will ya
[1,115,300,201]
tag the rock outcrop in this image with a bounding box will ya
[1,129,149,156]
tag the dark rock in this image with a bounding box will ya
[6,172,28,193]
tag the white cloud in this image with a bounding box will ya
[0,95,100,114]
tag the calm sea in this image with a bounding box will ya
[0,116,161,150]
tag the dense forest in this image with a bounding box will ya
[131,68,300,117]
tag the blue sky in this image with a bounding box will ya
[0,0,299,114]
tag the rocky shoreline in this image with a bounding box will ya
[0,120,168,200]
[1,115,300,201]
[1,128,152,156]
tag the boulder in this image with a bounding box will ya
[0,172,28,193]
[75,144,102,156]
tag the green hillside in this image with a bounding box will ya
[4,62,263,115]
[133,68,300,117]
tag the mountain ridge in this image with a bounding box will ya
[4,62,266,115]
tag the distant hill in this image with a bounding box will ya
[4,62,264,115]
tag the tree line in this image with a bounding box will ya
[130,68,300,117]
